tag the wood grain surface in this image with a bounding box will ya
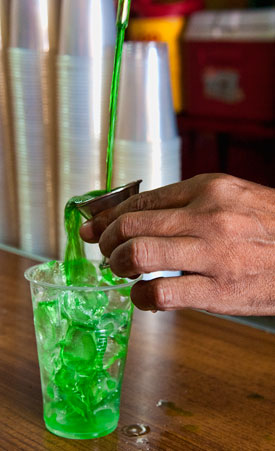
[0,249,275,451]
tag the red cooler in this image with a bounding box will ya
[184,9,275,121]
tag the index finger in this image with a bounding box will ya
[80,181,191,243]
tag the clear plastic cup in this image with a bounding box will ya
[25,261,138,439]
[116,41,178,142]
[0,0,18,246]
[59,0,115,57]
[10,0,60,51]
[113,137,182,191]
[8,0,59,258]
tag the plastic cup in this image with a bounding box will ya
[25,261,138,439]
[0,0,18,246]
[59,0,115,57]
[113,138,181,192]
[10,0,60,51]
[116,41,178,142]
[8,0,59,258]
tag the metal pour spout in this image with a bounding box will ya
[76,180,142,269]
[75,180,142,221]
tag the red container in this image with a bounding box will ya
[184,9,275,121]
[131,0,205,16]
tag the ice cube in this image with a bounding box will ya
[97,311,131,337]
[62,326,97,373]
[34,300,62,350]
[62,290,108,326]
[54,366,77,393]
[33,261,67,286]
[66,392,90,419]
[93,407,116,427]
[46,381,62,402]
[52,400,83,425]
[104,290,132,313]
[39,346,62,377]
[107,358,123,380]
[103,337,126,370]
[89,371,117,407]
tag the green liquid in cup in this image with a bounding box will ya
[31,261,133,439]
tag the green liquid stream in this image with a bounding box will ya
[105,23,126,192]
[63,1,131,284]
[63,190,105,286]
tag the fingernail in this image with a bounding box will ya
[80,221,92,232]
[143,304,156,311]
[79,221,94,241]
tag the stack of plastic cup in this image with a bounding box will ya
[113,42,182,279]
[57,0,116,260]
[0,0,18,246]
[8,0,59,258]
[113,42,181,192]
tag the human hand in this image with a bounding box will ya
[80,174,275,316]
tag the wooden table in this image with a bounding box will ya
[1,249,275,451]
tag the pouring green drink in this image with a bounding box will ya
[25,0,142,439]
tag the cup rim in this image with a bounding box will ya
[24,262,142,292]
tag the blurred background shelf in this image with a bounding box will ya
[177,115,275,139]
[178,114,275,188]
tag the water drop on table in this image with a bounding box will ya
[156,399,168,408]
[156,399,193,416]
[122,423,150,437]
[136,437,150,449]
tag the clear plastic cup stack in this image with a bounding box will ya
[113,42,181,192]
[8,0,59,258]
[57,0,116,261]
[0,0,18,246]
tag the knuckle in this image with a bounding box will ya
[130,192,148,211]
[203,174,232,200]
[129,238,149,272]
[126,191,157,212]
[115,213,133,240]
[151,279,166,310]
